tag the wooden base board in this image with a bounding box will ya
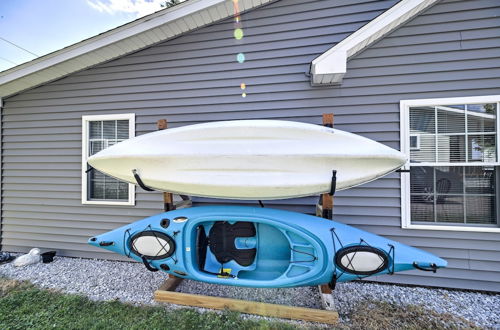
[154,290,339,325]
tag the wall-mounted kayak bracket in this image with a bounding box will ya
[132,169,190,204]
[132,169,155,191]
[413,262,438,273]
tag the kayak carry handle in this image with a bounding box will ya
[413,262,438,273]
[141,256,159,272]
[99,241,114,247]
[132,169,155,192]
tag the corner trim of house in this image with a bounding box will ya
[400,95,500,233]
[310,0,440,85]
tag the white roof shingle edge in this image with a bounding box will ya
[0,0,274,98]
[310,0,440,85]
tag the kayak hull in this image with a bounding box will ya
[89,206,446,288]
[88,120,407,200]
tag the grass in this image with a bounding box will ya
[0,279,295,330]
[0,278,479,330]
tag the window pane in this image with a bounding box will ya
[89,121,102,139]
[468,134,496,162]
[467,104,496,133]
[410,107,436,163]
[437,135,465,162]
[410,166,434,194]
[436,195,464,223]
[467,103,496,115]
[435,166,463,194]
[410,166,435,223]
[102,121,116,139]
[87,119,130,201]
[118,182,129,200]
[465,166,495,194]
[410,107,435,134]
[410,135,436,162]
[104,180,120,200]
[117,120,129,139]
[466,195,496,224]
[89,170,105,199]
[411,194,434,222]
[437,106,465,134]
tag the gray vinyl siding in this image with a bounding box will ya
[2,0,500,291]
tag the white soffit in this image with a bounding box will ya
[0,0,273,98]
[310,0,440,86]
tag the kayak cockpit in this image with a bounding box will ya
[194,220,316,282]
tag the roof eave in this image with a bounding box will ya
[310,0,441,85]
[0,0,274,98]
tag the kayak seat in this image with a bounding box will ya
[208,221,256,267]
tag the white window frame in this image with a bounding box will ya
[82,113,135,206]
[400,95,500,233]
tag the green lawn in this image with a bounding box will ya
[0,279,295,330]
[0,279,478,330]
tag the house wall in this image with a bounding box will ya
[2,0,499,291]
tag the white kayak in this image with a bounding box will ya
[87,120,407,200]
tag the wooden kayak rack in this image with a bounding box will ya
[153,115,339,325]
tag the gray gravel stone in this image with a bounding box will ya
[1,256,498,328]
[333,281,500,328]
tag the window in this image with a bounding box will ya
[82,114,135,205]
[401,96,500,232]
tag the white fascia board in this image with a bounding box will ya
[310,0,440,85]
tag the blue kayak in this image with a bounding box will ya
[88,206,446,288]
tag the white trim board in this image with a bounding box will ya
[310,0,440,85]
[400,94,500,233]
[0,0,275,98]
[81,113,136,206]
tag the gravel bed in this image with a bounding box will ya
[334,281,500,328]
[1,256,499,328]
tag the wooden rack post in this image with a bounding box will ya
[154,116,338,325]
[156,119,185,292]
[316,113,336,311]
[157,119,175,212]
